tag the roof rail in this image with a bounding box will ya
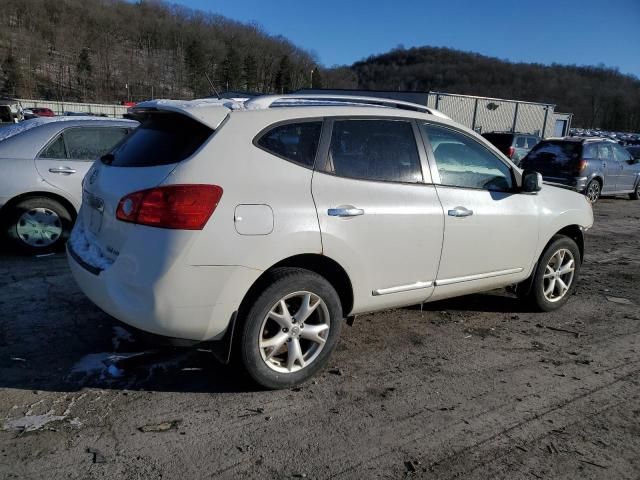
[244,94,450,119]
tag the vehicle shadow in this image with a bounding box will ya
[415,291,533,314]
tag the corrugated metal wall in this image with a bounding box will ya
[428,92,558,138]
[19,99,128,118]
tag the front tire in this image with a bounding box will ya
[4,197,73,255]
[629,183,640,200]
[238,268,343,389]
[521,235,581,312]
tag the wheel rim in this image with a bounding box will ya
[586,182,600,203]
[543,248,575,303]
[16,208,63,248]
[259,291,331,373]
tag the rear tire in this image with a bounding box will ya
[585,179,601,204]
[629,183,640,200]
[520,235,581,312]
[3,197,73,255]
[238,268,343,389]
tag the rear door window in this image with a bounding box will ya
[39,134,67,159]
[108,113,212,167]
[64,127,129,160]
[256,121,322,167]
[326,119,422,183]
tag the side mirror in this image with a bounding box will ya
[522,170,543,193]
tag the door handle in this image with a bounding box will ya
[448,206,474,218]
[49,167,77,175]
[328,207,365,217]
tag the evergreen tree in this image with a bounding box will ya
[275,55,292,94]
[311,66,323,89]
[243,53,258,92]
[76,48,93,101]
[1,54,20,96]
[184,39,207,96]
[220,46,242,91]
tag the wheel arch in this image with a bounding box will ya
[238,253,354,320]
[0,191,78,222]
[552,225,584,263]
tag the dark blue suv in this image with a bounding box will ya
[521,137,640,203]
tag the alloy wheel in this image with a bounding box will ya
[586,181,600,203]
[259,291,330,373]
[543,248,575,302]
[16,208,63,248]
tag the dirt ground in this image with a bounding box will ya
[0,197,639,479]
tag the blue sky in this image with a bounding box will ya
[173,0,640,77]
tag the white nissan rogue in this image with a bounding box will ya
[67,95,593,389]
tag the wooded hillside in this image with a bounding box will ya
[0,0,320,103]
[1,1,638,130]
[325,46,640,131]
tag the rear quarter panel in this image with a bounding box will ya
[171,111,323,270]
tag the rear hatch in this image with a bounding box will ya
[520,140,583,181]
[73,105,228,267]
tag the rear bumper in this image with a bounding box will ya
[67,239,261,342]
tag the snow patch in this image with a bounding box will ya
[0,116,134,142]
[68,221,114,271]
[3,412,67,432]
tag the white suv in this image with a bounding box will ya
[67,95,593,389]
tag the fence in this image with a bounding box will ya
[19,99,128,118]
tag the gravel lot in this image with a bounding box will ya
[1,198,639,479]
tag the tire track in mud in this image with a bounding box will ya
[328,365,640,479]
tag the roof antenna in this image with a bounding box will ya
[205,72,221,100]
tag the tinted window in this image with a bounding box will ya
[527,137,539,149]
[257,121,322,167]
[64,127,129,160]
[328,119,422,183]
[40,134,67,159]
[482,133,513,153]
[108,113,212,167]
[598,144,613,162]
[612,144,632,162]
[627,146,640,159]
[583,143,598,159]
[515,136,526,148]
[525,141,582,166]
[423,124,513,191]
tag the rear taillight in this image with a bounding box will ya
[116,184,223,230]
[507,146,516,159]
[577,159,587,173]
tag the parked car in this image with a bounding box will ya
[481,132,540,166]
[67,95,593,389]
[29,107,55,118]
[520,137,640,203]
[0,117,138,254]
[626,145,640,160]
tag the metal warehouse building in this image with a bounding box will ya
[297,88,572,138]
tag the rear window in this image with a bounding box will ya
[524,141,582,166]
[256,121,322,167]
[106,113,212,167]
[482,133,513,152]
